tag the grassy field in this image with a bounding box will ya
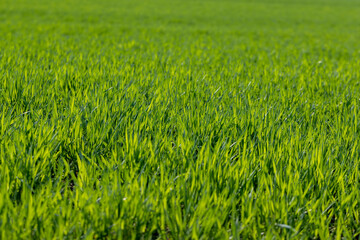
[1,0,360,238]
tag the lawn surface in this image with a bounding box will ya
[1,0,360,238]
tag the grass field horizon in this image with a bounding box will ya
[1,0,360,239]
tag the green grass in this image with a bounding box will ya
[1,0,360,238]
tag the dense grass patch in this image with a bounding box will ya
[1,0,360,238]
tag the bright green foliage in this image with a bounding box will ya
[1,0,360,239]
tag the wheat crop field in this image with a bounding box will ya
[1,0,360,239]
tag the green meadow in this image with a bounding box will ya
[1,0,360,238]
